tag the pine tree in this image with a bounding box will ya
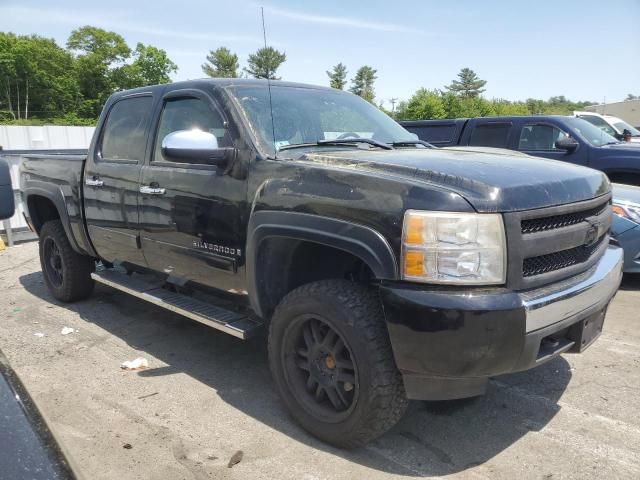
[445,68,487,98]
[349,66,377,103]
[201,47,239,78]
[244,47,286,80]
[326,62,347,90]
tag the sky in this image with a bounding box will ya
[1,0,639,107]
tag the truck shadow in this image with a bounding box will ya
[19,272,572,477]
[620,273,640,290]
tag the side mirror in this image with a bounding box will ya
[161,129,233,166]
[555,136,579,153]
[0,158,15,220]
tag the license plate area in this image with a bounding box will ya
[568,308,607,353]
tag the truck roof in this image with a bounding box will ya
[110,78,335,99]
[401,115,575,124]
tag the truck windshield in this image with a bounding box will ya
[612,119,640,136]
[566,117,620,147]
[228,85,416,155]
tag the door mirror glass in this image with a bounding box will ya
[0,158,15,220]
[554,136,579,152]
[161,129,229,165]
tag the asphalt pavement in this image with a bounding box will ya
[1,242,639,480]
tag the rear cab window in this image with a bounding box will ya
[100,96,154,162]
[406,124,457,146]
[467,122,511,148]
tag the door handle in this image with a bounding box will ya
[85,177,104,187]
[139,185,166,195]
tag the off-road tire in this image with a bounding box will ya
[39,220,95,302]
[268,279,408,448]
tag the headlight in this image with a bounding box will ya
[401,210,506,285]
[612,201,640,224]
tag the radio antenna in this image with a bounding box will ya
[261,7,277,159]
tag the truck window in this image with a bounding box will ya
[468,123,510,148]
[100,96,153,162]
[408,125,457,145]
[519,124,567,151]
[153,97,230,164]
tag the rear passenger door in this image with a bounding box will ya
[137,89,247,292]
[464,121,513,149]
[83,94,153,267]
[516,122,588,166]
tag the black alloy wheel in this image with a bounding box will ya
[284,315,358,422]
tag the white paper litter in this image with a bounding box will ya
[121,358,149,370]
[33,333,45,338]
[61,327,76,335]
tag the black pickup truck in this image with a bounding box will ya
[20,80,623,448]
[401,116,640,186]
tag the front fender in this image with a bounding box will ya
[246,210,398,318]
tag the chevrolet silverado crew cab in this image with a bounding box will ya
[401,115,640,186]
[20,80,623,448]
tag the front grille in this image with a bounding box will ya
[521,202,608,234]
[503,193,612,290]
[523,235,606,277]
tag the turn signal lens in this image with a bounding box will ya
[404,251,425,276]
[405,215,424,245]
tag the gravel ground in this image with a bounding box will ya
[1,241,639,480]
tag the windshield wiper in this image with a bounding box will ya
[317,138,393,150]
[390,140,434,148]
[278,138,393,152]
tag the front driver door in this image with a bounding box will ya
[517,122,588,166]
[138,89,248,293]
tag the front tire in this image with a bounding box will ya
[39,220,95,302]
[268,280,408,448]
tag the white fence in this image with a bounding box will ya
[0,125,95,150]
[1,126,95,245]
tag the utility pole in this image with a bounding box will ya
[389,97,398,114]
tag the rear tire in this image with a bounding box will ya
[268,279,408,448]
[39,220,95,302]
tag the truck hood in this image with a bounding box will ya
[601,142,640,151]
[300,148,609,212]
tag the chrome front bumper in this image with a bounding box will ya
[521,246,624,333]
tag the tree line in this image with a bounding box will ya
[392,68,597,120]
[1,27,632,125]
[0,27,177,124]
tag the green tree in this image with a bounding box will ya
[202,47,239,78]
[403,88,446,120]
[525,98,545,114]
[66,26,131,117]
[244,47,286,80]
[492,99,529,115]
[116,43,177,88]
[626,94,638,101]
[349,66,377,103]
[0,33,78,120]
[446,68,487,98]
[326,62,347,90]
[66,26,130,63]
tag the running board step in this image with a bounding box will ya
[91,269,262,340]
